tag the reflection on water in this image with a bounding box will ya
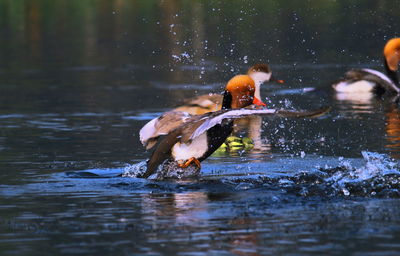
[140,191,209,225]
[232,115,273,158]
[334,91,376,118]
[385,105,400,159]
[335,92,374,106]
[3,180,400,255]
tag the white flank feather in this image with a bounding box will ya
[333,80,375,93]
[190,109,276,140]
[172,133,208,161]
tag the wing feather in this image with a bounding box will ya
[361,68,400,93]
[190,109,276,140]
[139,111,192,149]
[190,107,331,140]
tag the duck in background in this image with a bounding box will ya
[333,38,400,95]
[139,74,330,179]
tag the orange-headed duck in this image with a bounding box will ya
[173,64,284,115]
[139,75,329,178]
[333,38,400,94]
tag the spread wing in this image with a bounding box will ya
[142,115,209,178]
[139,111,192,149]
[190,107,331,140]
[141,106,330,178]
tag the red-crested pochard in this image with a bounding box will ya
[139,75,329,178]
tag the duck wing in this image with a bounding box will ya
[139,111,192,150]
[190,107,331,140]
[142,106,330,178]
[142,115,209,178]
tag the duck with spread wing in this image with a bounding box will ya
[139,74,329,179]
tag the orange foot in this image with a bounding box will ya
[177,157,201,169]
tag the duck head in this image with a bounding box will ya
[247,64,273,85]
[247,63,284,106]
[384,38,400,72]
[221,74,258,109]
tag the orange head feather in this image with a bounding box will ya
[225,75,255,108]
[384,38,400,72]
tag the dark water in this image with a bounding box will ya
[2,1,400,255]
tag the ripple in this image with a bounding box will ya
[150,81,219,91]
[274,87,316,95]
[122,112,163,121]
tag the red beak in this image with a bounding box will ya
[253,97,266,107]
[271,75,285,84]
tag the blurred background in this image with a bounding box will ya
[1,0,399,111]
[1,0,398,68]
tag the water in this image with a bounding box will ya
[1,0,400,255]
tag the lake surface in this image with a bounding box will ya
[1,1,400,255]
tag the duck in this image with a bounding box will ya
[173,63,284,115]
[333,38,400,94]
[140,63,283,151]
[139,75,330,179]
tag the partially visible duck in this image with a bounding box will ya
[173,63,284,115]
[333,38,400,94]
[139,75,329,178]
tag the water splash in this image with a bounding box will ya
[321,151,400,197]
[64,152,400,198]
[122,159,200,180]
[122,161,147,178]
[255,151,400,197]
